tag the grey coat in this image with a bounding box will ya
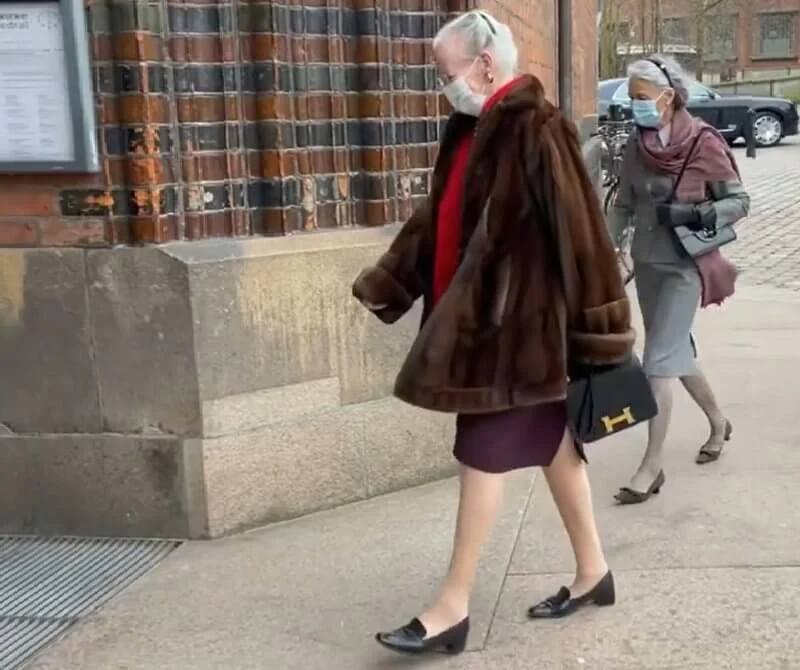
[606,135,750,377]
[607,138,750,265]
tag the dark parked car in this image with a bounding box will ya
[598,78,800,147]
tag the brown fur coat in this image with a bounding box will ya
[353,75,635,414]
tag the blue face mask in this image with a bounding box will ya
[631,99,663,128]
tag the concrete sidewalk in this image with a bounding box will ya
[27,285,800,670]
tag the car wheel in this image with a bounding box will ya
[752,111,783,147]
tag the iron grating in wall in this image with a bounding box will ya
[0,535,180,670]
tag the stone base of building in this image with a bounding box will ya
[0,230,455,538]
[0,142,602,539]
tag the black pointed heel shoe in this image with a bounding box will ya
[614,469,665,505]
[696,419,733,464]
[375,616,469,655]
[527,571,615,619]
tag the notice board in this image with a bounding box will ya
[0,0,98,172]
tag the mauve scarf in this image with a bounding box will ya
[636,108,741,307]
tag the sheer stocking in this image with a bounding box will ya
[629,376,674,492]
[680,366,726,436]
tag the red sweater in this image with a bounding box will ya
[432,77,524,305]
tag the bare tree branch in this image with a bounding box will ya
[700,0,729,14]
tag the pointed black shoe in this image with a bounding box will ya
[696,419,733,464]
[615,470,665,505]
[375,617,469,655]
[527,571,615,619]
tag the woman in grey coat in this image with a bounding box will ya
[607,55,750,503]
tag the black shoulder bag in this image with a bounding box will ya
[668,128,738,258]
[566,356,657,444]
[562,273,657,444]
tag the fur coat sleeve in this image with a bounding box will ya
[524,112,634,367]
[351,199,432,324]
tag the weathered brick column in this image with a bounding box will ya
[0,0,455,247]
[0,0,598,539]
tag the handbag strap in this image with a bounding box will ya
[668,127,713,202]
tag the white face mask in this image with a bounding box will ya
[442,78,487,117]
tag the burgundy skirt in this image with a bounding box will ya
[453,401,584,474]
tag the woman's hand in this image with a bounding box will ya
[656,202,717,231]
[656,202,702,230]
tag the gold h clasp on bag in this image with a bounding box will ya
[601,407,635,434]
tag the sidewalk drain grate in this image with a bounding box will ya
[0,535,180,669]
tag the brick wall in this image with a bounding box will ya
[480,0,557,96]
[0,0,597,248]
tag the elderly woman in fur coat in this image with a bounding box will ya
[353,10,634,656]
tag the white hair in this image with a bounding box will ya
[627,55,689,106]
[433,10,519,77]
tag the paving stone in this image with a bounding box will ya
[729,138,800,290]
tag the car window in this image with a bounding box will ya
[688,82,713,101]
[598,80,624,101]
[606,80,717,103]
[611,82,630,102]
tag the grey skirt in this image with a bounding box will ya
[634,261,700,377]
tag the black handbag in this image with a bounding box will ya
[549,182,657,444]
[668,128,737,259]
[567,356,658,443]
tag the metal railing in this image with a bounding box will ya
[713,74,800,99]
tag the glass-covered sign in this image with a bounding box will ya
[0,0,98,172]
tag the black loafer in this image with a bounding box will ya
[375,616,469,655]
[527,571,615,619]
